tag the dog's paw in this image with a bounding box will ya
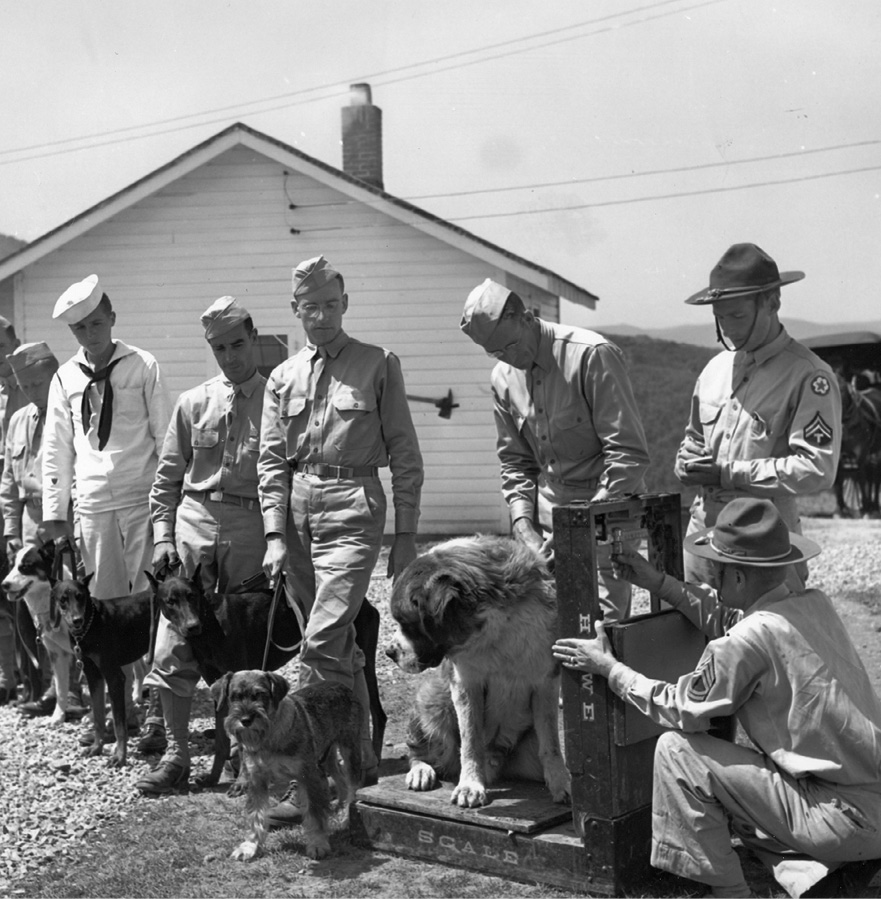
[226,780,247,798]
[83,743,104,758]
[48,709,66,727]
[106,753,126,769]
[406,761,438,792]
[231,840,260,862]
[546,766,572,804]
[450,779,488,808]
[305,837,331,860]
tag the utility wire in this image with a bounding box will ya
[0,0,720,165]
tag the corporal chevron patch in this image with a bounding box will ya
[804,412,833,447]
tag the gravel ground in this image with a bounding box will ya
[1,520,880,895]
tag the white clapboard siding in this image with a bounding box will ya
[11,143,568,535]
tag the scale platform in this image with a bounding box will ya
[352,760,653,895]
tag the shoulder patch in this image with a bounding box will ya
[686,654,716,702]
[804,412,833,447]
[810,374,831,396]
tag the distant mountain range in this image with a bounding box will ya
[601,318,881,348]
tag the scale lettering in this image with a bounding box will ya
[417,829,519,865]
[582,702,595,722]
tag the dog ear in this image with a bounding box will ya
[49,591,61,630]
[267,671,290,706]
[211,672,234,716]
[145,570,159,593]
[192,563,203,589]
[82,572,94,590]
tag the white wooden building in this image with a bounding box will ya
[0,86,597,535]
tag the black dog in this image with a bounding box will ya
[148,568,386,790]
[52,573,157,767]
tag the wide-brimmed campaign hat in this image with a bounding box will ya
[685,243,805,305]
[685,497,820,567]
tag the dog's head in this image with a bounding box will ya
[146,567,203,638]
[385,542,499,673]
[1,542,55,600]
[52,573,95,634]
[211,669,290,749]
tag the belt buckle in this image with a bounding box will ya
[208,490,223,502]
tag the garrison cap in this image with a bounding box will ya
[53,274,104,324]
[200,296,251,340]
[7,342,57,374]
[460,278,515,346]
[686,243,805,305]
[291,255,342,302]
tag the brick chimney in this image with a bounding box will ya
[341,83,383,190]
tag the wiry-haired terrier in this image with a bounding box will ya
[211,671,362,861]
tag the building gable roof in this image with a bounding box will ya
[0,122,597,307]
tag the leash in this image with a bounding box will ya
[146,557,175,667]
[51,535,81,583]
[261,573,304,671]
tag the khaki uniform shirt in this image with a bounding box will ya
[677,328,841,502]
[43,341,171,518]
[150,370,266,544]
[259,330,423,535]
[0,404,44,540]
[610,577,881,788]
[491,321,650,524]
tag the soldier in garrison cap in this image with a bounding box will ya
[555,498,881,898]
[137,297,267,794]
[675,243,841,592]
[461,278,650,622]
[260,255,423,824]
[0,317,29,708]
[42,274,172,741]
[0,343,84,718]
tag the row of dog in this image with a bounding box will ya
[6,535,571,862]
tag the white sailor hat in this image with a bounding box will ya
[52,274,104,324]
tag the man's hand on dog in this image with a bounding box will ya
[610,545,666,593]
[553,622,617,679]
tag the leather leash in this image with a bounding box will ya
[261,572,304,671]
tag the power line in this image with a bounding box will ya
[404,139,881,200]
[272,160,881,237]
[443,162,881,220]
[0,0,721,166]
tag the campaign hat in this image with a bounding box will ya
[685,243,805,305]
[685,497,820,567]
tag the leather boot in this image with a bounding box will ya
[137,688,191,794]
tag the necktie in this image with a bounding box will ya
[78,358,122,450]
[312,347,327,394]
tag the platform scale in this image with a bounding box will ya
[352,494,707,896]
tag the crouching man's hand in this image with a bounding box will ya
[552,621,617,679]
[611,545,665,593]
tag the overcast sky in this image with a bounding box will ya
[2,0,878,330]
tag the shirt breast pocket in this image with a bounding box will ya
[10,444,26,478]
[554,402,594,457]
[112,385,145,424]
[699,400,723,439]
[281,394,308,421]
[192,427,219,451]
[331,387,376,419]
